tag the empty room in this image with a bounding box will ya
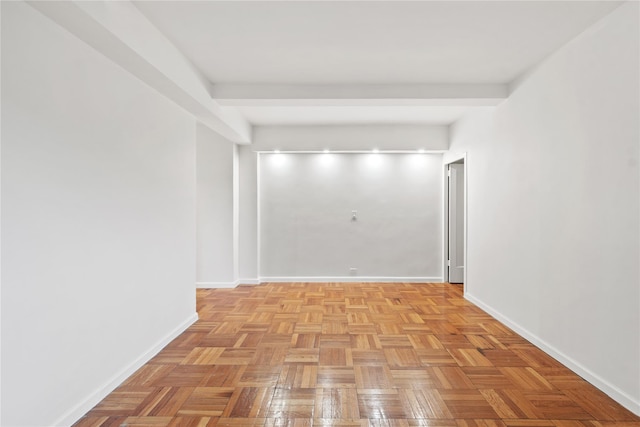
[1,1,639,426]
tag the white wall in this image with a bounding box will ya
[446,2,639,414]
[254,124,448,152]
[238,145,259,282]
[196,124,235,286]
[29,1,252,143]
[260,153,442,280]
[1,3,197,426]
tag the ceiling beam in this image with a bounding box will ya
[252,124,448,152]
[28,0,252,144]
[211,84,508,107]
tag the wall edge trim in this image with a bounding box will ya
[465,292,640,416]
[53,312,199,427]
[196,281,237,289]
[197,278,444,287]
[258,276,443,283]
[236,279,260,286]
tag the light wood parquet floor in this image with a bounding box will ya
[74,283,640,427]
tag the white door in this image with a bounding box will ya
[448,163,465,283]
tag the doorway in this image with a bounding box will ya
[444,156,466,289]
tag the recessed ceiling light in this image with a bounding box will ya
[323,149,330,154]
[372,148,379,154]
[274,149,280,154]
[418,149,425,153]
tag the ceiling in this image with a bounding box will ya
[133,1,621,128]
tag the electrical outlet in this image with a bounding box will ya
[349,267,357,275]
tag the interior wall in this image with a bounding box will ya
[259,153,443,280]
[446,2,639,413]
[1,3,197,426]
[238,145,259,282]
[196,124,235,286]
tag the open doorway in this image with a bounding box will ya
[443,155,466,291]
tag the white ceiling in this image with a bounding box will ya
[134,1,621,127]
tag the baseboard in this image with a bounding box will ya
[259,276,443,283]
[198,277,443,286]
[196,279,260,288]
[196,281,237,288]
[53,312,199,427]
[465,292,640,416]
[236,278,260,286]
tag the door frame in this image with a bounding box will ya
[442,153,468,293]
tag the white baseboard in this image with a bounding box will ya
[259,276,443,283]
[465,292,640,417]
[236,278,260,285]
[196,281,237,288]
[198,278,443,287]
[196,279,260,289]
[53,312,199,427]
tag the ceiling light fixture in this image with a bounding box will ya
[372,148,379,154]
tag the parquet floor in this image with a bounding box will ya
[74,283,640,427]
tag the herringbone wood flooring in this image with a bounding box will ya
[74,283,640,427]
